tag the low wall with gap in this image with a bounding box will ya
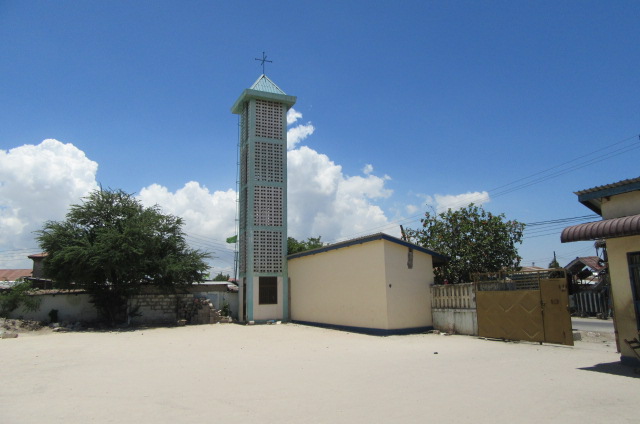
[431,283,478,335]
[8,287,238,324]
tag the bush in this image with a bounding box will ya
[0,281,42,317]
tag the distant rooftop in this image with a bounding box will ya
[250,74,286,95]
[0,269,32,281]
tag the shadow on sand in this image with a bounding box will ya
[579,361,640,379]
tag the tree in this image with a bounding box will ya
[548,252,561,269]
[0,281,41,317]
[36,189,210,325]
[406,204,525,284]
[213,272,230,281]
[287,236,324,255]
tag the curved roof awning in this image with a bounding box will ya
[561,214,640,243]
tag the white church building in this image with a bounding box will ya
[231,73,445,334]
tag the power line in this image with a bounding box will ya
[323,133,638,244]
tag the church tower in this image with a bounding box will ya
[231,74,296,322]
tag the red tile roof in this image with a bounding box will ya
[0,269,32,281]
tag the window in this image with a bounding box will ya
[407,247,414,269]
[259,276,278,305]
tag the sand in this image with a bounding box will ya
[1,323,637,424]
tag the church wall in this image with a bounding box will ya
[289,240,389,330]
[383,240,434,330]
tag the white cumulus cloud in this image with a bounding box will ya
[138,182,237,240]
[1,114,398,270]
[287,146,392,242]
[137,182,238,274]
[0,139,99,267]
[287,108,302,125]
[287,123,315,150]
[419,191,490,213]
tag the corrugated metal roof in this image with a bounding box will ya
[250,74,286,94]
[561,214,640,243]
[0,269,32,281]
[564,256,606,273]
[574,176,640,215]
[575,176,640,196]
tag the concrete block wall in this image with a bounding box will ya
[129,293,194,325]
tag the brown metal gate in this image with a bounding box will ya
[475,270,573,346]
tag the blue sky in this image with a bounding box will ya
[1,1,639,274]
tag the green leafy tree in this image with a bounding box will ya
[0,281,42,317]
[406,204,525,284]
[213,272,230,281]
[36,189,210,325]
[287,236,324,255]
[548,252,561,269]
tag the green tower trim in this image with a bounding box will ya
[231,75,296,322]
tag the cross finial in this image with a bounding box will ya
[254,51,273,75]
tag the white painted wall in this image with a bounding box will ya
[601,191,640,219]
[432,309,478,335]
[383,241,434,329]
[253,276,284,321]
[290,240,388,330]
[290,238,436,331]
[11,292,98,322]
[606,235,640,361]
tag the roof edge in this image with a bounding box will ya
[287,233,448,264]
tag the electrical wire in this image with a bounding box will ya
[322,134,638,244]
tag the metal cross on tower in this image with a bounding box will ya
[254,51,272,74]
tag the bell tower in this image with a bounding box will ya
[231,74,296,322]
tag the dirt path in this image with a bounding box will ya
[1,323,637,423]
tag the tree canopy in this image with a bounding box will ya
[548,252,561,269]
[36,189,210,325]
[213,272,230,281]
[0,281,41,318]
[287,236,324,255]
[406,204,525,284]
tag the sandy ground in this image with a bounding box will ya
[1,323,638,424]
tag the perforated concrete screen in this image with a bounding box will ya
[241,145,248,185]
[254,186,283,226]
[255,141,284,182]
[255,99,284,139]
[253,230,283,273]
[232,75,296,321]
[239,232,247,273]
[241,103,249,141]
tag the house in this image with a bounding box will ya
[0,269,32,289]
[564,256,609,317]
[0,269,32,282]
[288,233,447,335]
[564,256,606,285]
[561,176,640,364]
